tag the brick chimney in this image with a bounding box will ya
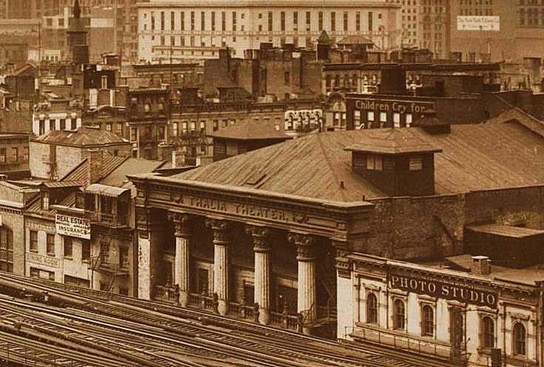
[87,148,103,185]
[472,256,491,276]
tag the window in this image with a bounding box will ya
[130,127,137,141]
[367,111,375,123]
[284,71,290,85]
[0,148,5,163]
[366,154,383,171]
[100,241,110,264]
[199,121,206,134]
[331,12,336,31]
[318,11,323,30]
[0,227,13,272]
[11,148,18,162]
[379,112,387,124]
[513,323,526,356]
[409,156,423,171]
[64,237,73,258]
[46,234,55,256]
[60,118,66,130]
[421,305,434,336]
[29,230,38,252]
[268,11,273,31]
[280,11,285,31]
[369,12,373,31]
[393,113,401,128]
[197,268,209,295]
[119,247,129,269]
[366,293,378,323]
[172,122,178,136]
[81,240,90,261]
[343,12,348,31]
[393,299,405,330]
[480,316,495,348]
[406,113,413,127]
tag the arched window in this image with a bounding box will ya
[393,299,405,330]
[421,305,434,336]
[366,293,378,324]
[513,323,526,356]
[481,316,495,348]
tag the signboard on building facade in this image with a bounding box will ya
[390,273,498,308]
[354,98,434,115]
[26,252,60,268]
[457,16,500,31]
[284,109,323,132]
[55,214,91,240]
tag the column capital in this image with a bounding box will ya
[206,218,231,245]
[168,211,192,238]
[288,232,316,262]
[246,225,271,253]
[136,207,152,239]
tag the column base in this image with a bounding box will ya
[218,299,229,316]
[258,308,270,325]
[179,291,189,307]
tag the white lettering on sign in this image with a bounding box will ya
[26,252,60,268]
[354,99,433,115]
[55,214,91,240]
[457,16,500,31]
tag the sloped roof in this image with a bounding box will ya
[487,107,544,137]
[60,155,128,185]
[99,158,166,196]
[209,118,291,140]
[33,127,130,147]
[173,123,544,202]
[337,35,374,46]
[466,224,544,239]
[345,128,442,155]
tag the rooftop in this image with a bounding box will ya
[166,122,544,202]
[33,126,130,147]
[209,118,290,141]
[465,223,544,239]
[345,128,442,155]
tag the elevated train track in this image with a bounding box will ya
[0,272,453,367]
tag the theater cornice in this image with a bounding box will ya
[129,174,373,241]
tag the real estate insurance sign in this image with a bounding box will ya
[55,214,91,240]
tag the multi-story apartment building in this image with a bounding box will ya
[137,0,401,63]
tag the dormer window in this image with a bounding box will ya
[409,156,423,171]
[366,154,383,171]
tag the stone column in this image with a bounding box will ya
[246,225,271,325]
[288,232,317,329]
[136,208,155,300]
[206,218,231,316]
[168,212,192,307]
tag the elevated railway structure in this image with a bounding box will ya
[0,272,453,367]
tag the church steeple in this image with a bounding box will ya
[67,0,89,64]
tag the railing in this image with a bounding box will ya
[227,302,256,320]
[270,311,299,331]
[351,324,452,360]
[154,285,179,304]
[87,212,129,228]
[188,292,215,309]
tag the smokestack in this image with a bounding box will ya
[87,148,103,185]
[472,256,491,276]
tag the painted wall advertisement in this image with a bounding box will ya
[55,214,91,240]
[457,16,500,31]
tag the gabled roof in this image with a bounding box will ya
[345,128,442,155]
[172,123,544,202]
[337,35,374,46]
[60,155,128,185]
[317,30,331,44]
[209,118,291,141]
[33,126,130,147]
[487,107,544,138]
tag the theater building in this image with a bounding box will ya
[340,254,544,367]
[130,114,544,340]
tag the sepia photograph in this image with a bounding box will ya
[0,0,542,366]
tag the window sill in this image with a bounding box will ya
[29,249,38,253]
[64,256,73,260]
[46,253,56,257]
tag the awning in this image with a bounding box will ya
[85,183,130,198]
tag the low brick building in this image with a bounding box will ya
[0,133,30,179]
[29,126,132,180]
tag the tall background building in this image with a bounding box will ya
[137,0,401,63]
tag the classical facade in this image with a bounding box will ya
[130,116,544,340]
[137,0,401,62]
[340,254,544,367]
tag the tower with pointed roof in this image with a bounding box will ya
[66,0,89,64]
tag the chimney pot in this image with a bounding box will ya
[472,255,491,276]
